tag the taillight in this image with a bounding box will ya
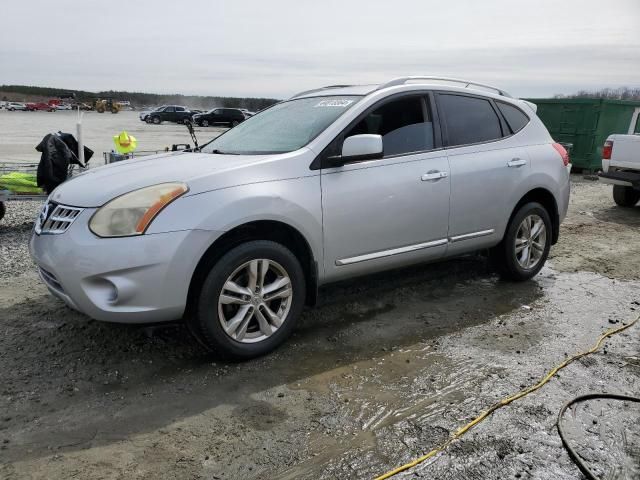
[552,143,569,167]
[602,140,613,160]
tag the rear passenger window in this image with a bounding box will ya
[439,94,502,146]
[496,101,529,134]
[345,96,434,156]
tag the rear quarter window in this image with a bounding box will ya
[439,94,503,146]
[496,101,529,134]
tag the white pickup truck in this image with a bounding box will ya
[599,134,640,207]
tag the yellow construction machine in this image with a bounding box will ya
[94,98,121,114]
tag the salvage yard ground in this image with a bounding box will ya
[1,172,639,478]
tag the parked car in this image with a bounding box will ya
[56,104,73,111]
[599,134,640,207]
[26,102,55,112]
[139,106,164,121]
[30,76,570,360]
[145,105,193,124]
[193,108,245,127]
[6,102,27,111]
[239,108,255,118]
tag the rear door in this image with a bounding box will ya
[321,93,450,282]
[436,93,530,254]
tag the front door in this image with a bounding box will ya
[321,94,450,282]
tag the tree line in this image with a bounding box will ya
[0,84,280,111]
[554,86,640,101]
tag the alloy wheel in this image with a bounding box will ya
[218,259,293,343]
[515,214,546,269]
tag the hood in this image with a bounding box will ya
[49,150,309,207]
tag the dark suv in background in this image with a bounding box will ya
[146,105,194,124]
[192,108,246,127]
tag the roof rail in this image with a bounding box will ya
[290,85,354,99]
[377,76,511,97]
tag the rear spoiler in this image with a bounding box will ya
[519,99,538,114]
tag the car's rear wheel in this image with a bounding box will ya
[189,240,305,359]
[231,120,239,127]
[495,202,552,281]
[152,116,161,124]
[202,119,209,127]
[613,185,640,207]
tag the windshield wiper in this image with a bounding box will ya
[210,149,239,155]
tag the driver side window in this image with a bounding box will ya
[344,96,434,157]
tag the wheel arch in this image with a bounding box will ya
[508,187,560,244]
[185,220,319,320]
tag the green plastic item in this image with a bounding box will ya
[524,98,640,171]
[0,172,43,194]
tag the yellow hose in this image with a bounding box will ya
[374,314,639,480]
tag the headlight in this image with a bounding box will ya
[89,183,188,237]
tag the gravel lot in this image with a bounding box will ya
[1,176,639,480]
[0,110,224,164]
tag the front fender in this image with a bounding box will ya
[147,176,323,267]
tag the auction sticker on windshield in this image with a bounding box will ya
[314,99,354,108]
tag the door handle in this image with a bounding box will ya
[507,158,527,167]
[421,170,448,181]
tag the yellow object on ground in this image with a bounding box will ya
[374,314,640,480]
[0,172,43,194]
[113,131,137,154]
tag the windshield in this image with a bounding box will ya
[202,95,361,155]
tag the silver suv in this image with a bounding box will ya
[30,76,571,359]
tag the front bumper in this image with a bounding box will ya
[29,209,221,323]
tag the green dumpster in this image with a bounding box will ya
[524,98,640,171]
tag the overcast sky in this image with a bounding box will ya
[2,0,639,99]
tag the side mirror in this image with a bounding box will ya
[325,134,383,168]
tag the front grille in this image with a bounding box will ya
[36,203,83,235]
[39,267,65,293]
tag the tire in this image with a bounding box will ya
[202,119,209,127]
[0,202,5,222]
[231,120,239,127]
[188,240,306,360]
[613,185,640,207]
[152,116,161,124]
[8,108,14,111]
[145,117,152,123]
[495,202,552,281]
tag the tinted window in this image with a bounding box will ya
[175,106,185,112]
[165,106,175,112]
[439,94,502,146]
[345,96,434,156]
[496,101,529,134]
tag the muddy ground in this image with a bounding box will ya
[0,176,639,480]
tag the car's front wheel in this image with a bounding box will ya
[495,202,552,281]
[201,119,209,127]
[152,116,161,124]
[231,120,240,127]
[189,240,305,359]
[613,185,640,207]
